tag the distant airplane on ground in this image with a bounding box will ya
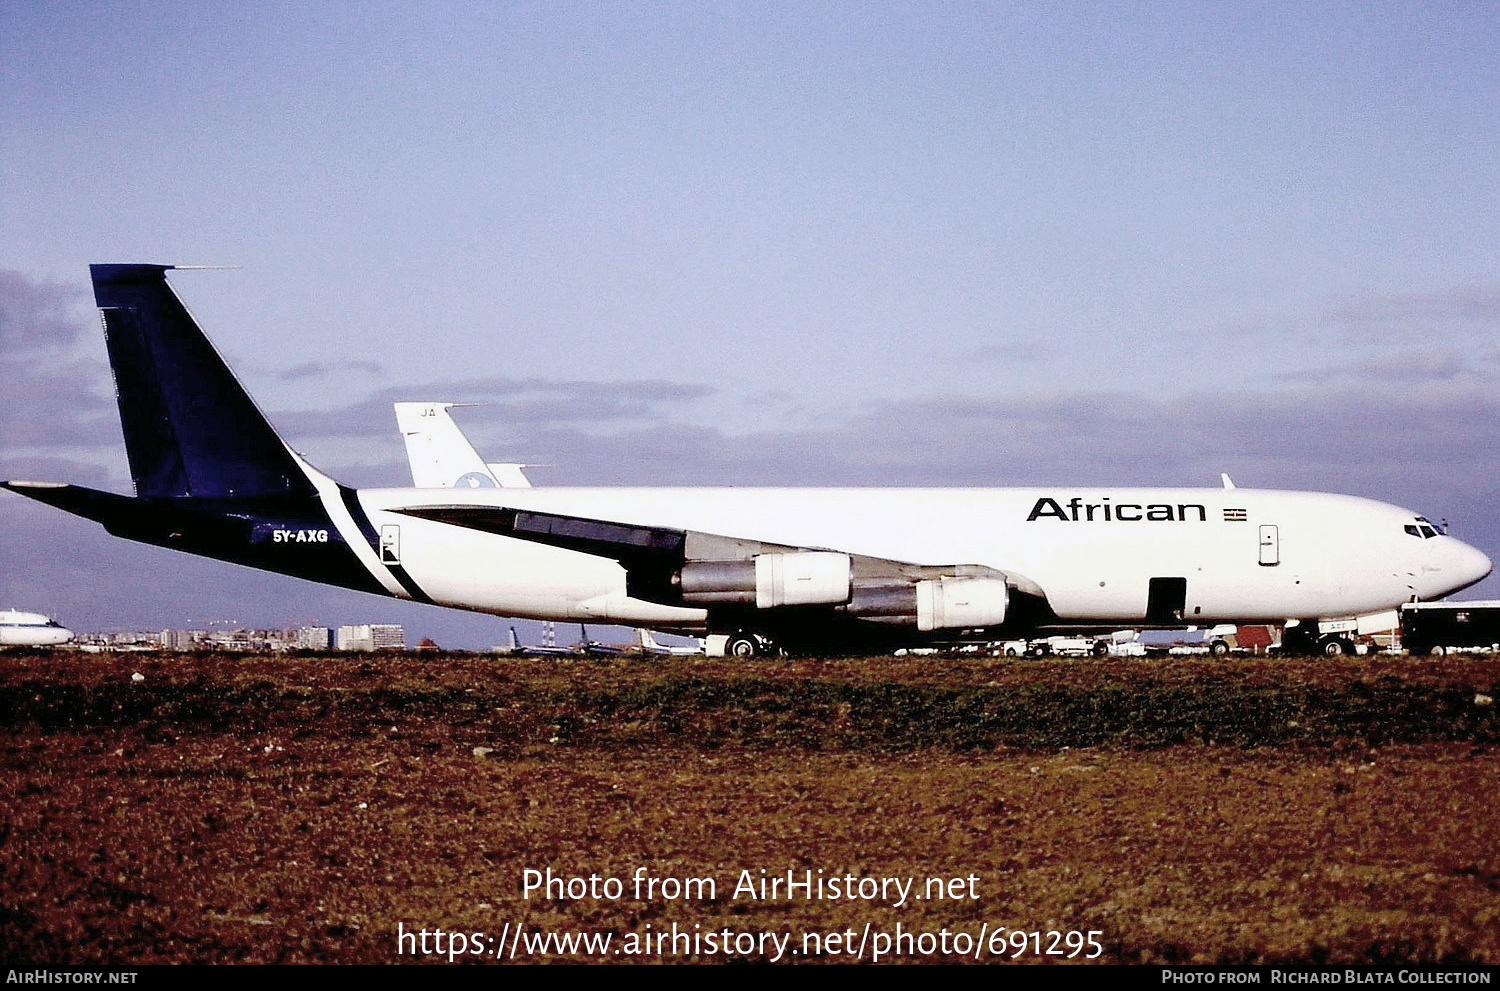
[395,402,532,488]
[0,609,74,647]
[495,624,629,656]
[497,625,574,657]
[3,265,1491,658]
[576,624,628,657]
[636,628,706,656]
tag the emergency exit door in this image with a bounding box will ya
[1259,525,1279,566]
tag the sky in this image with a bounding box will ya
[2,2,1498,648]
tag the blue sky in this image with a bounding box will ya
[3,3,1497,647]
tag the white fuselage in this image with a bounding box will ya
[0,610,74,647]
[343,484,1491,629]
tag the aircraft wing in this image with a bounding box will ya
[392,502,1049,638]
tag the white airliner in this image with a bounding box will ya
[2,266,1491,657]
[0,609,74,647]
[497,625,575,656]
[636,628,707,656]
[394,402,533,488]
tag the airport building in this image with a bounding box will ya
[286,626,334,651]
[335,624,405,652]
[71,624,406,652]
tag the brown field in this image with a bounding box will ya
[1,650,1498,965]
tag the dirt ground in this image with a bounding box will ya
[1,650,1497,965]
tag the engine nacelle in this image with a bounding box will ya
[843,583,918,618]
[679,557,1006,629]
[679,552,852,608]
[916,577,1008,631]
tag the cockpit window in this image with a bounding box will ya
[1405,525,1421,537]
[1407,518,1440,539]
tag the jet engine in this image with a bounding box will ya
[678,551,853,607]
[842,576,1008,630]
[679,553,1008,631]
[915,576,1008,631]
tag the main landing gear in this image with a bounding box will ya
[725,631,779,658]
[1281,622,1356,657]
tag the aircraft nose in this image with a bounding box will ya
[1447,539,1493,593]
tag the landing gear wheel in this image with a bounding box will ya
[1320,637,1354,657]
[726,632,764,658]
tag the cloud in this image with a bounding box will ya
[254,375,718,486]
[1325,283,1500,343]
[0,264,718,490]
[0,269,87,353]
[273,375,715,441]
[247,358,1500,523]
[277,359,386,381]
[1274,346,1500,388]
[0,271,119,460]
[439,380,1496,501]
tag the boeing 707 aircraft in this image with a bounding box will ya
[3,266,1490,656]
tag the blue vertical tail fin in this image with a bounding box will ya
[90,264,315,500]
[5,265,391,599]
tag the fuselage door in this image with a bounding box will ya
[380,524,401,565]
[1259,524,1279,566]
[1146,576,1187,623]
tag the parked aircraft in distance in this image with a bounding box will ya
[636,628,706,656]
[2,265,1492,657]
[496,625,574,657]
[0,609,74,647]
[576,624,629,657]
[395,402,532,488]
[496,623,628,656]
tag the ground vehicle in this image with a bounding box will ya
[1400,602,1500,655]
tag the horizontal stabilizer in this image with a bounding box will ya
[1,481,142,532]
[1,480,387,596]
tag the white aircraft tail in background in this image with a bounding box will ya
[394,402,532,489]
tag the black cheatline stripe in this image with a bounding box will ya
[338,485,436,605]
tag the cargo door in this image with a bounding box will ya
[1146,577,1187,623]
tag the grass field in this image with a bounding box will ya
[2,650,1497,964]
